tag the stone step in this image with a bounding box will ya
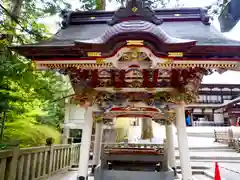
[190,159,240,163]
[175,146,229,151]
[187,132,215,138]
[189,149,234,152]
[176,169,227,180]
[176,166,209,170]
[176,156,240,161]
[176,169,214,180]
[193,174,213,180]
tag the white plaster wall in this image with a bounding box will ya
[193,108,202,113]
[231,126,240,138]
[65,104,85,129]
[128,126,141,142]
[205,108,213,113]
[213,113,224,123]
[69,104,85,121]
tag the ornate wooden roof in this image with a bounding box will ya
[12,0,240,61]
[93,104,175,124]
[10,1,240,106]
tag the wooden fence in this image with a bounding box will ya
[214,127,240,152]
[0,143,81,180]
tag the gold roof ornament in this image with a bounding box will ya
[96,58,104,64]
[126,40,144,46]
[132,7,138,13]
[121,48,148,61]
[87,52,101,57]
[168,52,183,57]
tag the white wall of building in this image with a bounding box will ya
[191,107,225,124]
[65,103,85,129]
[69,104,85,120]
[213,113,224,124]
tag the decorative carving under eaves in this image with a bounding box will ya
[73,87,198,110]
[154,88,197,104]
[165,112,176,125]
[128,81,142,88]
[99,69,111,77]
[145,98,155,106]
[170,68,205,93]
[154,119,167,125]
[93,113,113,125]
[94,114,103,123]
[154,114,175,125]
[99,80,112,87]
[125,69,142,78]
[73,87,98,105]
[121,50,148,61]
[166,89,197,104]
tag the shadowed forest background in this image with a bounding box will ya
[0,0,228,147]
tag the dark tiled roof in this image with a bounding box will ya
[159,21,240,45]
[50,21,240,46]
[19,3,240,47]
[54,24,109,41]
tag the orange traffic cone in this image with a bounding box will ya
[214,162,221,180]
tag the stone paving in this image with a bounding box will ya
[184,161,240,180]
[216,162,240,180]
[175,151,240,159]
[49,170,93,180]
[49,171,211,180]
[49,136,240,180]
[193,175,212,180]
[49,171,78,180]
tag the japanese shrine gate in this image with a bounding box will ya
[12,0,240,179]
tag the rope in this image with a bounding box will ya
[219,165,240,175]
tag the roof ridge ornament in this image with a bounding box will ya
[108,0,163,26]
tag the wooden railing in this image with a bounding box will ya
[214,129,231,144]
[0,143,81,180]
[213,128,240,152]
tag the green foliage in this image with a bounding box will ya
[0,144,8,150]
[4,121,61,147]
[80,0,98,10]
[39,0,72,15]
[0,0,72,147]
[207,0,229,17]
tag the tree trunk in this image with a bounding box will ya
[141,118,153,140]
[3,0,24,43]
[10,0,23,19]
[96,0,106,10]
